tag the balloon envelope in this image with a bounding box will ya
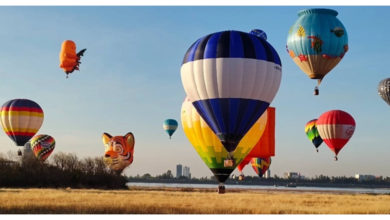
[102,132,135,172]
[378,78,390,106]
[163,119,178,138]
[29,134,55,162]
[0,99,44,146]
[287,8,348,88]
[316,110,355,158]
[305,119,323,150]
[251,157,271,178]
[181,30,282,154]
[181,97,267,183]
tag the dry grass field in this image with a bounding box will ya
[0,187,389,214]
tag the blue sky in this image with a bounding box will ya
[0,6,389,178]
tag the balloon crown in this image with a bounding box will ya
[298,8,338,17]
[249,29,267,40]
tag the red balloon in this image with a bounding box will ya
[316,110,356,160]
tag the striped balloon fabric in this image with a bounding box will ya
[305,119,323,152]
[30,134,55,162]
[163,119,178,139]
[0,99,44,146]
[181,30,282,154]
[316,110,355,160]
[251,157,271,178]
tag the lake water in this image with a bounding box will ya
[127,182,390,194]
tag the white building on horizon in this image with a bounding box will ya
[183,166,191,179]
[355,174,376,181]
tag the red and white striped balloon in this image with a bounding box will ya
[316,110,355,160]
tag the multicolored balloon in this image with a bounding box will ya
[181,30,282,158]
[163,119,178,139]
[29,134,55,162]
[287,8,348,95]
[305,119,323,152]
[102,132,135,172]
[378,78,390,106]
[316,110,355,160]
[251,157,271,178]
[0,99,44,146]
[181,97,267,184]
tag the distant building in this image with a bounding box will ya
[176,164,182,178]
[265,169,271,179]
[355,174,376,181]
[284,172,303,180]
[183,166,191,179]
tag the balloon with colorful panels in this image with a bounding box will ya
[251,157,271,178]
[163,119,178,139]
[59,40,86,78]
[286,8,348,95]
[29,134,55,162]
[0,99,44,156]
[181,97,267,193]
[237,107,275,179]
[378,78,390,106]
[316,110,355,161]
[102,132,135,173]
[305,119,323,152]
[181,30,282,166]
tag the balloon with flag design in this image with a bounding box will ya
[305,119,323,152]
[181,97,267,188]
[0,99,44,147]
[29,134,55,162]
[251,157,271,178]
[181,30,282,164]
[163,119,178,139]
[316,110,355,160]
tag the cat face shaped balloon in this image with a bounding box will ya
[102,132,135,172]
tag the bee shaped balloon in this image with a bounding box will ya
[59,40,86,78]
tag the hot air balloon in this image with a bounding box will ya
[29,134,55,162]
[181,30,282,166]
[102,132,135,173]
[237,107,275,178]
[251,157,271,178]
[378,78,390,106]
[181,97,267,193]
[305,119,323,152]
[163,119,178,139]
[286,8,348,95]
[0,99,44,155]
[59,40,86,78]
[236,156,251,181]
[316,110,355,160]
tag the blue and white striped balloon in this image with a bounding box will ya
[163,119,178,139]
[181,30,282,154]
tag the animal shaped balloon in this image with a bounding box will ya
[316,110,355,160]
[251,157,271,178]
[287,8,348,95]
[0,99,44,147]
[29,134,55,162]
[181,30,282,164]
[59,40,86,78]
[181,97,267,193]
[163,119,178,139]
[102,132,135,173]
[305,119,323,152]
[378,78,390,106]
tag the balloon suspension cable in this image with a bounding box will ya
[169,136,171,140]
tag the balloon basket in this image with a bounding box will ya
[224,159,234,168]
[217,184,225,194]
[238,174,244,181]
[314,86,319,96]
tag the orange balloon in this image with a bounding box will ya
[59,40,79,73]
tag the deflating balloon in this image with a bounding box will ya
[0,99,44,146]
[251,157,271,178]
[59,40,86,78]
[181,30,282,157]
[316,110,355,160]
[305,119,323,152]
[286,8,348,95]
[378,78,390,106]
[102,132,135,172]
[163,119,178,139]
[181,97,267,184]
[29,134,55,162]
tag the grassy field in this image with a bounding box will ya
[0,187,389,214]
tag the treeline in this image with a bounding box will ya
[0,152,127,189]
